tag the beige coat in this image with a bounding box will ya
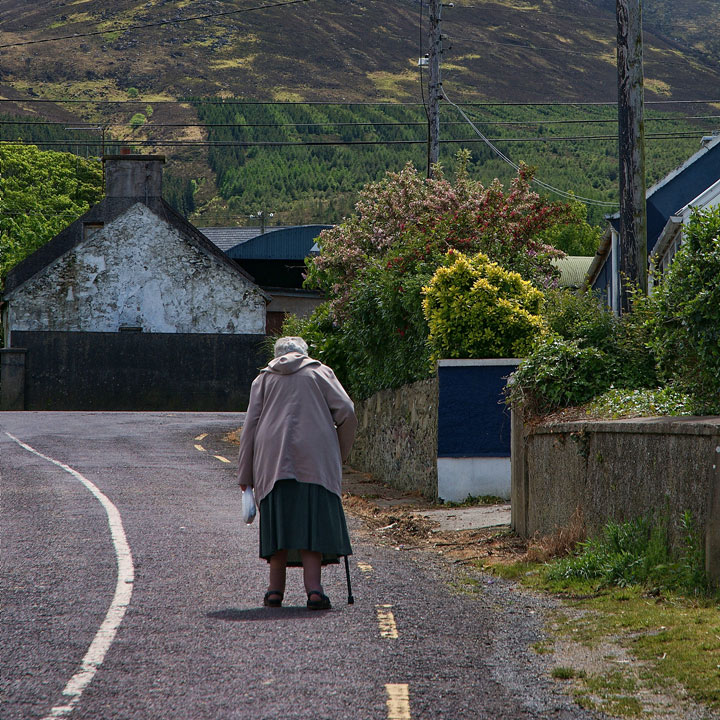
[237,352,357,504]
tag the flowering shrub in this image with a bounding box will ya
[585,388,693,419]
[305,152,572,317]
[291,154,583,399]
[423,252,545,361]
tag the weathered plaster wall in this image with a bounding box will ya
[350,377,439,500]
[8,204,265,335]
[512,415,720,555]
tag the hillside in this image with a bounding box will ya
[1,0,719,227]
[2,0,720,104]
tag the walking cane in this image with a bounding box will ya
[344,555,354,604]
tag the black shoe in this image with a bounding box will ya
[263,590,283,607]
[306,590,331,610]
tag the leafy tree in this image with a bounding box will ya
[647,206,720,413]
[0,144,103,278]
[536,201,602,256]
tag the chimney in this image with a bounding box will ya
[102,153,165,199]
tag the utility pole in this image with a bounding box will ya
[616,0,647,309]
[427,0,443,177]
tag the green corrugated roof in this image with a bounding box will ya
[226,225,331,260]
[552,256,594,288]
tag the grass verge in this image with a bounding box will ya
[485,513,720,717]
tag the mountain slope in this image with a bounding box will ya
[2,0,720,106]
[1,0,719,228]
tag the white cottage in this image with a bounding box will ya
[0,154,270,411]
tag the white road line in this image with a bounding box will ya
[376,604,399,639]
[385,684,411,719]
[5,432,135,720]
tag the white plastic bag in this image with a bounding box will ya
[241,486,257,525]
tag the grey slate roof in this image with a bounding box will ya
[197,226,271,252]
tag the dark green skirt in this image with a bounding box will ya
[259,479,352,566]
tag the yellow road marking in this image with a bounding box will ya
[357,562,373,574]
[194,444,206,452]
[214,455,231,464]
[376,604,399,639]
[385,684,411,719]
[194,433,208,441]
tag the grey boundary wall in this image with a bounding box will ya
[511,413,720,584]
[2,330,267,411]
[349,377,439,500]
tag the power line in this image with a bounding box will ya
[0,0,317,49]
[2,97,720,106]
[449,35,712,67]
[2,115,719,129]
[441,90,619,207]
[1,131,710,148]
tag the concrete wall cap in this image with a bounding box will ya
[437,358,521,367]
[531,416,720,436]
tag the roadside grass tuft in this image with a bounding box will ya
[552,666,586,680]
[482,512,720,713]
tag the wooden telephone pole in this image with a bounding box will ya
[616,0,648,309]
[427,0,443,177]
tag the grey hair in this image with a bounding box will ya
[274,336,308,358]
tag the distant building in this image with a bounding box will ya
[1,154,269,411]
[202,224,330,335]
[585,135,720,311]
[552,256,594,290]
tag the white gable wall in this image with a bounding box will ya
[7,203,266,335]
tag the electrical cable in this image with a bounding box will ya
[441,89,618,207]
[2,115,718,129]
[1,131,710,148]
[0,0,316,49]
[3,97,720,106]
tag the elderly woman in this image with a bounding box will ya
[237,336,357,610]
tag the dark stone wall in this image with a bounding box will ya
[11,331,267,411]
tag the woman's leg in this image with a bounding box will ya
[268,549,288,594]
[300,550,322,594]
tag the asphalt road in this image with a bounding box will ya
[0,412,604,720]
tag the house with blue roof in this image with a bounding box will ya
[202,224,330,334]
[584,135,720,311]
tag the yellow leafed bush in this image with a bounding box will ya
[422,251,546,360]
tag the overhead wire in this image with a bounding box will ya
[1,131,711,148]
[440,90,618,207]
[2,97,720,106]
[2,115,719,129]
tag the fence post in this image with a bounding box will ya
[510,405,528,536]
[0,348,27,410]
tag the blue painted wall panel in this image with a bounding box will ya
[437,363,516,458]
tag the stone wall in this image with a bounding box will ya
[350,377,439,500]
[511,414,720,582]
